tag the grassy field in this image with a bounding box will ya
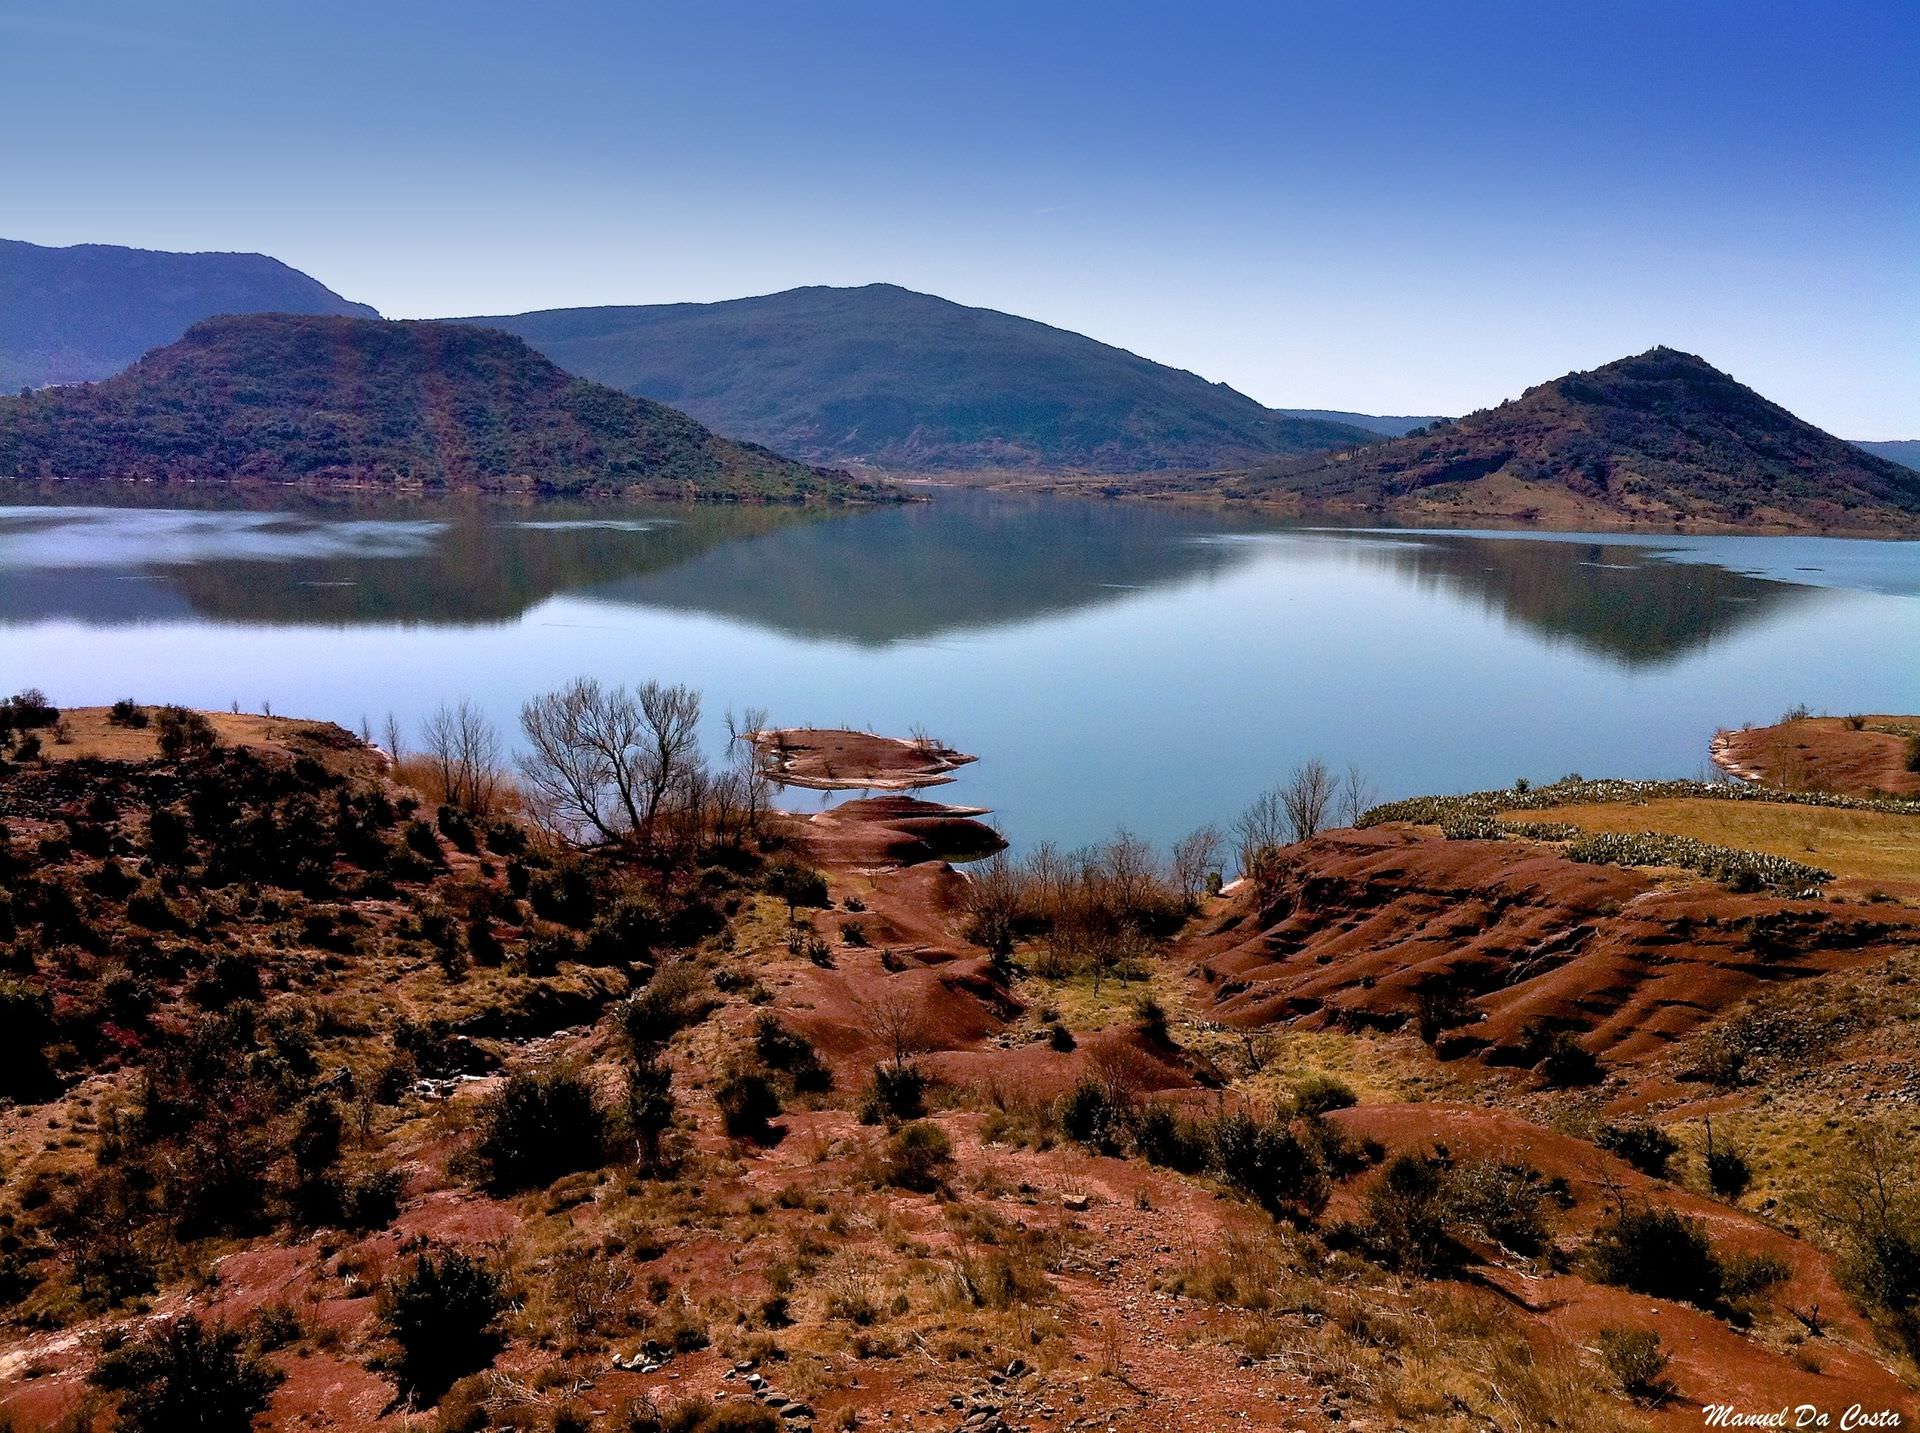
[1509,797,1920,893]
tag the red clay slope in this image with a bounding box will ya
[1185,825,1919,1069]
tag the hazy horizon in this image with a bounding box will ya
[3,0,1914,435]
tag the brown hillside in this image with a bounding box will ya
[1222,347,1920,532]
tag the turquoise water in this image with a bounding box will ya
[2,489,1916,853]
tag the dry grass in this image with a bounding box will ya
[1512,797,1920,893]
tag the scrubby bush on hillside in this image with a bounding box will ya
[91,1316,282,1433]
[154,704,216,760]
[752,1014,832,1094]
[380,1249,505,1404]
[883,1121,954,1191]
[472,1068,608,1191]
[1597,1327,1674,1403]
[858,1061,928,1125]
[715,1069,782,1141]
[1597,1121,1680,1179]
[108,697,150,729]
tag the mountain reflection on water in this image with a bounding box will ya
[0,490,1843,667]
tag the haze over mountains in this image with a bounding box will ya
[0,238,377,393]
[0,314,866,501]
[1209,347,1920,530]
[457,284,1380,472]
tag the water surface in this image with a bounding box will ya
[2,490,1915,853]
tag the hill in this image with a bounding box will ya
[456,283,1377,472]
[0,314,875,500]
[1274,407,1447,436]
[1218,347,1920,531]
[1856,438,1920,470]
[0,237,378,392]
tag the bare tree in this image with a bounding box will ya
[1233,788,1288,876]
[863,989,929,1068]
[518,677,706,845]
[1170,824,1222,912]
[1281,758,1337,843]
[381,711,405,764]
[1338,761,1378,829]
[420,700,503,814]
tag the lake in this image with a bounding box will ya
[2,488,1916,854]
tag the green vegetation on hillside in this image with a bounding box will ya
[460,283,1378,472]
[0,315,879,502]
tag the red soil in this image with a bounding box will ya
[1184,824,1920,1069]
[1334,1104,1920,1427]
[1714,715,1920,798]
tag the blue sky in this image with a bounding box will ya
[3,0,1914,434]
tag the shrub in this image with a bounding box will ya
[1046,1022,1076,1052]
[108,698,150,729]
[1357,1153,1456,1275]
[1587,1207,1723,1307]
[381,1250,505,1404]
[91,1316,282,1433]
[884,1121,954,1191]
[1133,995,1171,1044]
[623,1053,677,1168]
[1133,1103,1207,1173]
[436,804,478,854]
[1597,1121,1680,1179]
[1291,1073,1357,1117]
[715,1070,782,1140]
[1446,1159,1562,1256]
[762,859,829,914]
[347,1168,405,1229]
[473,1069,608,1191]
[1059,1077,1126,1154]
[858,1062,927,1125]
[1522,1022,1602,1086]
[622,964,708,1054]
[752,1015,833,1094]
[1596,1327,1673,1403]
[154,705,217,760]
[1209,1111,1329,1220]
[1706,1142,1753,1200]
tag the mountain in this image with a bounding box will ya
[0,314,874,501]
[0,237,378,392]
[455,283,1377,472]
[1275,408,1448,437]
[1216,348,1920,531]
[1855,439,1920,470]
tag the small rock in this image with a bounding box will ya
[1061,1193,1091,1212]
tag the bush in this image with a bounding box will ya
[715,1070,782,1140]
[91,1316,282,1433]
[1357,1153,1456,1275]
[884,1121,954,1191]
[858,1061,927,1125]
[1046,1022,1076,1052]
[381,1249,505,1404]
[1522,1022,1602,1087]
[155,705,217,760]
[752,1015,833,1094]
[623,1053,678,1168]
[762,858,829,913]
[1596,1327,1673,1403]
[1133,1103,1206,1173]
[473,1069,608,1191]
[1209,1111,1329,1220]
[1291,1073,1357,1117]
[1587,1207,1724,1307]
[108,698,150,729]
[1060,1077,1128,1154]
[1446,1159,1563,1256]
[1597,1121,1680,1179]
[347,1168,405,1229]
[1706,1142,1753,1200]
[622,965,708,1054]
[1133,995,1171,1044]
[436,804,478,854]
